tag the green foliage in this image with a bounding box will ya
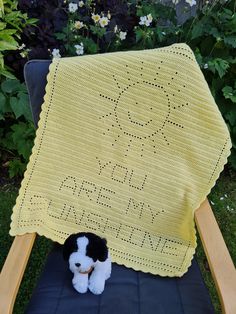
[208,58,230,78]
[1,121,35,177]
[0,0,37,178]
[0,78,35,179]
[182,0,236,169]
[222,84,236,103]
[0,79,32,120]
[0,0,37,78]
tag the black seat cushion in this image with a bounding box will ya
[24,60,215,314]
[26,244,214,314]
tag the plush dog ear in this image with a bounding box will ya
[86,234,108,262]
[63,234,78,261]
[96,237,108,262]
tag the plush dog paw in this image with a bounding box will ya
[73,281,88,294]
[88,279,105,295]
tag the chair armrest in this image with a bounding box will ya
[195,199,236,314]
[0,233,36,314]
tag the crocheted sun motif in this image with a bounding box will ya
[99,61,189,157]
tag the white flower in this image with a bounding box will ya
[20,51,28,58]
[114,25,118,33]
[139,16,147,25]
[69,3,78,13]
[92,13,100,23]
[185,0,197,6]
[74,20,84,29]
[107,11,111,19]
[52,48,61,58]
[210,200,215,205]
[18,43,26,50]
[119,31,127,40]
[226,205,234,211]
[139,15,152,27]
[220,196,224,200]
[99,16,109,28]
[224,194,228,198]
[162,31,166,35]
[147,14,153,23]
[78,1,84,7]
[75,43,84,55]
[203,63,208,69]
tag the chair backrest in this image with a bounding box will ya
[24,60,51,127]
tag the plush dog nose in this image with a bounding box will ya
[75,263,81,267]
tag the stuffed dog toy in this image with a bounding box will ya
[63,232,111,295]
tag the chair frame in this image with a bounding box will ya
[0,199,235,314]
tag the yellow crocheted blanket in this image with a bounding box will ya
[10,43,231,276]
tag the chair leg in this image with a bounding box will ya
[0,233,36,314]
[195,199,236,314]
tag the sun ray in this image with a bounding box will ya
[111,134,121,147]
[167,120,184,129]
[99,93,118,104]
[173,102,189,110]
[112,74,121,89]
[141,142,144,157]
[161,132,170,146]
[99,111,112,120]
[124,139,133,157]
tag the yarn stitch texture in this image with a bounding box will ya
[10,43,231,277]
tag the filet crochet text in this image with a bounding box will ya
[57,157,163,224]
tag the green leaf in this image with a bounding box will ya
[0,22,6,30]
[83,38,98,54]
[10,96,22,118]
[0,38,18,51]
[18,91,32,121]
[26,18,38,24]
[10,122,35,160]
[0,68,16,79]
[89,25,106,38]
[194,48,203,67]
[0,29,17,36]
[55,32,66,40]
[208,58,229,78]
[222,86,236,103]
[191,23,204,39]
[211,78,224,99]
[224,36,236,48]
[0,92,6,113]
[135,28,144,43]
[8,159,26,178]
[155,28,165,42]
[225,111,236,126]
[207,27,220,39]
[1,79,21,93]
[225,14,236,31]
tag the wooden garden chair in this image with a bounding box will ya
[0,60,236,314]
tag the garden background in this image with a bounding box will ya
[0,0,235,313]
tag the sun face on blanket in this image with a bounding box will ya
[99,61,188,157]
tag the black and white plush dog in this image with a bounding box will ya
[63,232,111,295]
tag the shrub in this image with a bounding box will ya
[182,0,236,167]
[0,0,37,178]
